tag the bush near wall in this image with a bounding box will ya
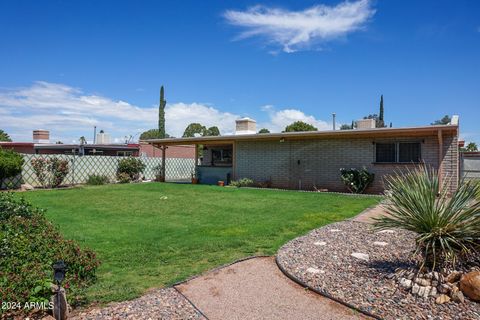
[0,148,24,189]
[116,157,145,183]
[0,193,100,316]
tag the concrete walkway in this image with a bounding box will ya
[176,257,368,320]
[352,203,388,224]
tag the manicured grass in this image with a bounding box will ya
[22,183,380,303]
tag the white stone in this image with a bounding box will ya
[351,252,370,261]
[306,267,324,274]
[400,278,412,289]
[376,229,395,234]
[314,241,327,246]
[412,284,420,295]
[329,229,341,232]
[373,241,388,247]
[430,286,437,297]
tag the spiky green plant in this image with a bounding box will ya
[374,166,480,270]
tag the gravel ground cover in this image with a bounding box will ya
[70,288,205,320]
[277,220,480,320]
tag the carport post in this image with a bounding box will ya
[161,145,166,182]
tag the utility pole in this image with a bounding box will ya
[332,113,336,130]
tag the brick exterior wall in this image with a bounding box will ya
[139,143,195,159]
[234,132,458,194]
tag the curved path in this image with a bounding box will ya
[176,256,367,320]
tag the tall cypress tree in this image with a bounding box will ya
[379,95,385,127]
[158,86,166,138]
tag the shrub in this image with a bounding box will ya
[0,193,100,316]
[153,164,165,182]
[230,178,254,188]
[374,166,480,270]
[117,157,145,182]
[0,148,24,189]
[116,172,132,184]
[86,174,110,185]
[340,167,374,193]
[31,157,70,188]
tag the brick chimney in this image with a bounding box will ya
[235,118,256,135]
[33,130,50,143]
[355,119,376,129]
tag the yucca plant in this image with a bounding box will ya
[374,166,480,271]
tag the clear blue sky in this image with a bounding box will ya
[0,0,479,144]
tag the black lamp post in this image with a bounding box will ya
[52,261,67,320]
[52,260,67,285]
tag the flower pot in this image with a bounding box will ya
[218,181,225,187]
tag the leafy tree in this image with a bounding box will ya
[363,114,386,128]
[0,129,11,142]
[258,128,270,134]
[183,123,207,137]
[464,142,478,152]
[340,124,352,130]
[139,129,170,140]
[158,86,166,138]
[79,136,87,145]
[0,148,24,189]
[205,126,220,136]
[431,115,451,125]
[284,121,317,132]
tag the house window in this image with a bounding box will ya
[399,142,421,163]
[117,151,133,157]
[375,142,421,163]
[376,143,396,163]
[211,147,232,166]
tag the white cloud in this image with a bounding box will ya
[0,82,238,142]
[224,0,375,53]
[0,82,334,143]
[258,105,330,132]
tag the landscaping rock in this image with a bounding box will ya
[399,278,412,289]
[314,241,327,246]
[277,220,480,319]
[436,294,451,304]
[350,252,369,261]
[415,277,431,287]
[452,291,465,304]
[21,183,34,191]
[373,241,388,247]
[306,267,324,274]
[460,271,480,302]
[447,271,462,283]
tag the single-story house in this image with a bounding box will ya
[143,117,460,194]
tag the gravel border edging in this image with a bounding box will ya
[173,286,210,320]
[274,255,380,320]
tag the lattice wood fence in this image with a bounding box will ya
[2,154,195,188]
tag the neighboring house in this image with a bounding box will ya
[460,151,480,180]
[0,130,195,159]
[143,117,460,194]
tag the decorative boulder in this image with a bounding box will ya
[460,271,480,302]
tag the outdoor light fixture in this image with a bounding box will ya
[279,138,285,143]
[52,260,67,285]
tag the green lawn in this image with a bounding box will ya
[22,183,380,303]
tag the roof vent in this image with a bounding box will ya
[235,117,256,135]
